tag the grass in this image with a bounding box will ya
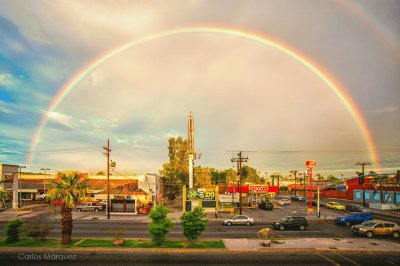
[76,239,225,248]
[0,238,225,249]
[0,239,79,248]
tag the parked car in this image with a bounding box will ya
[307,200,324,207]
[276,198,291,205]
[290,195,305,201]
[345,204,368,212]
[351,220,400,238]
[335,212,374,226]
[325,202,346,211]
[272,216,308,231]
[76,202,105,212]
[37,194,47,200]
[258,201,273,210]
[222,215,255,226]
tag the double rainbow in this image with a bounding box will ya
[26,26,380,167]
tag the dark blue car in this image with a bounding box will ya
[335,212,373,226]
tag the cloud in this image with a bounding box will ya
[0,73,18,87]
[374,106,399,114]
[47,111,76,128]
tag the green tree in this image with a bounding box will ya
[160,137,189,200]
[210,169,227,184]
[5,219,23,243]
[0,179,9,210]
[148,204,175,245]
[194,166,212,187]
[241,166,260,183]
[225,168,237,183]
[180,206,209,243]
[326,175,338,185]
[46,172,89,245]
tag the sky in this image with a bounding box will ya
[0,0,399,178]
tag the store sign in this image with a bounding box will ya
[336,185,347,191]
[306,160,316,168]
[187,189,215,200]
[249,185,268,193]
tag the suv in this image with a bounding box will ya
[290,195,305,201]
[351,221,400,238]
[272,216,308,231]
[258,201,273,210]
[335,212,373,226]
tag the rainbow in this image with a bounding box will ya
[26,26,380,167]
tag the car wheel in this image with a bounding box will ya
[299,225,305,231]
[279,225,285,231]
[345,222,351,227]
[227,221,232,226]
[366,231,374,238]
[393,231,399,238]
[246,221,251,226]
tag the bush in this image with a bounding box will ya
[5,219,23,243]
[148,204,174,245]
[23,220,52,241]
[180,206,208,243]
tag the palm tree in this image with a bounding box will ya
[47,172,89,245]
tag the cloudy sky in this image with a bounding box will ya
[0,0,399,177]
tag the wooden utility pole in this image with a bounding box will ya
[103,139,111,219]
[355,161,371,207]
[231,151,248,215]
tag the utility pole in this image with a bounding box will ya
[18,166,26,208]
[291,170,298,195]
[355,161,371,207]
[103,139,111,220]
[231,151,248,215]
[40,168,50,195]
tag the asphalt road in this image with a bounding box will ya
[1,219,399,243]
[1,251,400,266]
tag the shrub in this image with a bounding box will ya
[23,220,52,241]
[5,219,23,243]
[148,204,174,245]
[180,206,208,243]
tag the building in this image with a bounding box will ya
[0,163,19,209]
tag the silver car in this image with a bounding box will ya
[276,199,291,205]
[223,215,255,226]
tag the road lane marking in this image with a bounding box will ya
[385,260,398,266]
[316,253,341,266]
[334,252,361,266]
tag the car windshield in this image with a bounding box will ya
[362,221,376,227]
[344,213,353,216]
[280,217,288,222]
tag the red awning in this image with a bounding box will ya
[268,186,279,192]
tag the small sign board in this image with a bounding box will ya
[336,185,347,191]
[306,160,316,168]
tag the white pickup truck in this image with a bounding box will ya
[76,202,105,212]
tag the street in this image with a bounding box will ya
[1,250,400,266]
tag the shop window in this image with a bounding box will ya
[396,193,400,203]
[354,191,361,200]
[384,193,391,202]
[373,192,380,201]
[365,191,370,200]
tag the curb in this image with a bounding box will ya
[0,246,399,254]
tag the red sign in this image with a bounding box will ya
[268,186,279,192]
[228,186,249,193]
[249,185,268,193]
[306,160,316,168]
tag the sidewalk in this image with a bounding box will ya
[223,237,400,252]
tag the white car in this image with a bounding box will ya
[223,215,255,226]
[37,194,47,200]
[276,198,291,205]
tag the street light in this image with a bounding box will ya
[18,166,26,208]
[40,168,50,195]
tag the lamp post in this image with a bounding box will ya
[40,168,50,195]
[18,166,26,208]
